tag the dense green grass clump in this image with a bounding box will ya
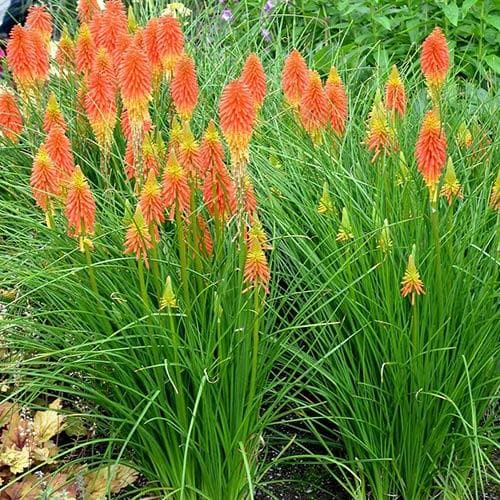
[1,3,499,499]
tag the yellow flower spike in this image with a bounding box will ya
[160,276,178,310]
[269,154,282,169]
[401,244,425,306]
[377,218,393,254]
[162,2,192,18]
[169,116,183,150]
[489,171,500,211]
[365,89,396,163]
[317,181,334,215]
[440,157,462,205]
[79,236,95,253]
[456,122,472,149]
[248,215,271,250]
[127,6,138,33]
[336,207,354,242]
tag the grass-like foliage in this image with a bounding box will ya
[0,1,499,499]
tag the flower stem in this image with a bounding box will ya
[248,288,261,412]
[175,209,190,308]
[85,248,112,335]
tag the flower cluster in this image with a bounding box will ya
[282,49,348,145]
[4,0,270,295]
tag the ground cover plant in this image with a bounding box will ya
[0,1,498,499]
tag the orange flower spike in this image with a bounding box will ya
[365,89,396,163]
[171,54,199,122]
[45,125,75,180]
[30,144,59,212]
[99,0,128,69]
[162,150,191,216]
[324,67,347,136]
[385,65,406,118]
[415,108,447,197]
[219,79,256,167]
[6,25,36,89]
[85,48,118,149]
[25,5,53,46]
[0,89,23,142]
[55,27,76,71]
[299,71,329,146]
[77,0,100,24]
[201,121,237,218]
[75,23,95,75]
[65,166,96,244]
[43,93,67,134]
[139,170,165,225]
[30,30,50,85]
[282,49,308,108]
[401,245,425,306]
[144,18,163,89]
[421,27,450,96]
[243,224,270,293]
[199,120,225,176]
[241,53,267,110]
[119,38,152,131]
[124,207,153,267]
[156,15,184,79]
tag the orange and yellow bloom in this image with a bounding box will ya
[243,223,270,292]
[85,48,117,150]
[65,167,96,250]
[77,0,100,24]
[401,245,425,305]
[299,70,329,145]
[219,79,256,168]
[171,54,199,122]
[282,49,308,108]
[385,65,406,118]
[6,25,37,90]
[75,23,95,76]
[0,89,23,142]
[43,93,67,134]
[124,207,155,267]
[30,145,59,214]
[415,108,447,196]
[365,90,396,162]
[324,67,347,136]
[200,121,237,219]
[139,171,165,225]
[25,5,53,46]
[162,150,191,217]
[241,53,267,110]
[45,125,75,182]
[156,15,184,79]
[119,37,152,132]
[421,27,449,99]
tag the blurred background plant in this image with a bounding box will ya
[175,0,500,85]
